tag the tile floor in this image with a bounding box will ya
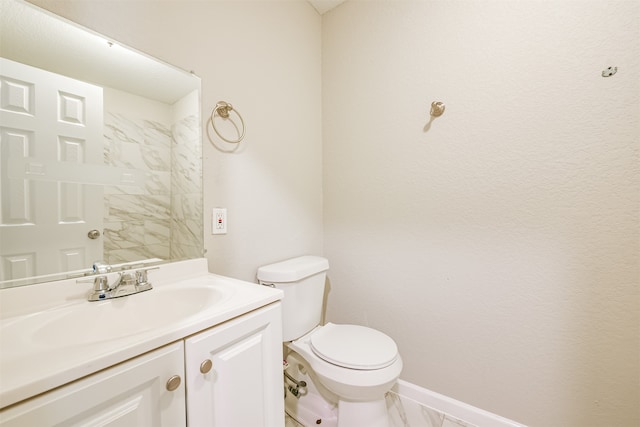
[283,391,475,427]
[387,390,476,427]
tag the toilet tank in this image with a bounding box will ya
[257,256,329,341]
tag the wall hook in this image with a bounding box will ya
[430,101,445,117]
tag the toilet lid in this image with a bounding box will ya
[310,323,398,370]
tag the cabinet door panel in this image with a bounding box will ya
[185,303,284,427]
[0,342,186,427]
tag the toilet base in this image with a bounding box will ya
[285,353,338,427]
[337,399,389,427]
[284,351,391,427]
[285,393,338,427]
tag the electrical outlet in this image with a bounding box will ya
[212,208,227,234]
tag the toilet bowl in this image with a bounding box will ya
[289,323,403,401]
[257,256,402,427]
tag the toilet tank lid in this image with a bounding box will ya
[257,256,329,283]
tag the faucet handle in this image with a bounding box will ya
[135,269,148,285]
[135,267,159,285]
[92,275,110,292]
[92,261,112,274]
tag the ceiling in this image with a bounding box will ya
[307,0,346,14]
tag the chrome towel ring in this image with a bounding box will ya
[211,101,245,143]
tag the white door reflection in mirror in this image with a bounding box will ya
[0,58,103,282]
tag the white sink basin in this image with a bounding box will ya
[31,283,233,346]
[2,279,236,350]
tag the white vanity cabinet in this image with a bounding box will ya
[185,303,285,427]
[0,303,284,427]
[0,342,187,427]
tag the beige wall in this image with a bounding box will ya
[322,1,639,427]
[24,0,639,426]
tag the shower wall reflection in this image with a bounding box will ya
[102,88,202,265]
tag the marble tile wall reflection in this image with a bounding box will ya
[102,107,202,264]
[171,113,203,260]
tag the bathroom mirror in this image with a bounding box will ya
[0,0,203,288]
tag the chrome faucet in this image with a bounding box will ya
[78,262,158,301]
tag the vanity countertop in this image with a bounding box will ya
[0,258,282,409]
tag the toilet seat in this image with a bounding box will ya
[309,323,398,370]
[288,324,404,401]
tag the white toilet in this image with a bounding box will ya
[257,256,402,427]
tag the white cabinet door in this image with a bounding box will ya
[185,303,284,427]
[0,342,186,427]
